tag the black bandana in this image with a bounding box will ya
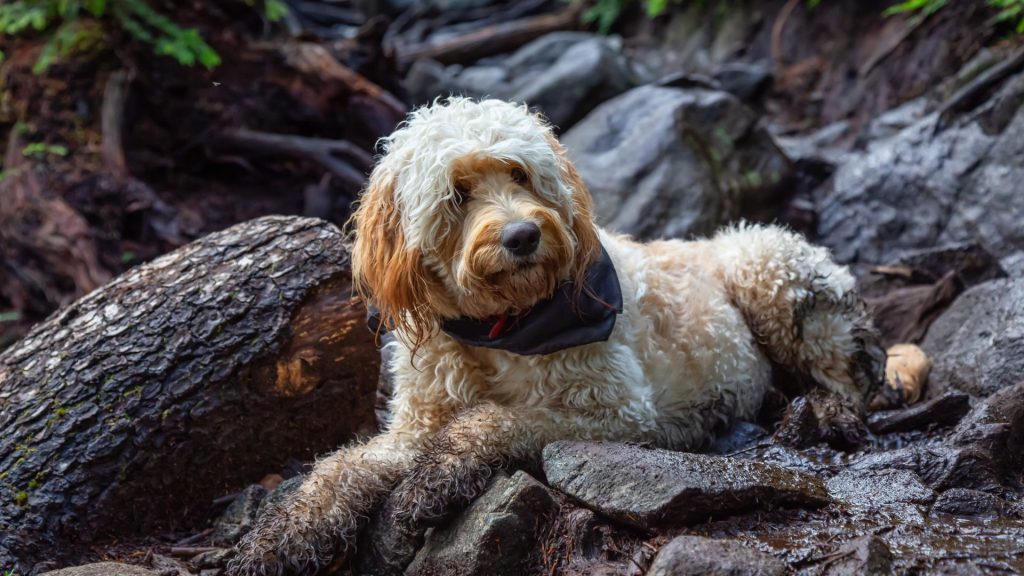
[366,245,623,356]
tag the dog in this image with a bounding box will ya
[228,97,885,575]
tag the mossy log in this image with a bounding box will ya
[0,216,379,574]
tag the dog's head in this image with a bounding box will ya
[350,98,600,346]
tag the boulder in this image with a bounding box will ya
[816,71,1024,265]
[405,32,640,130]
[921,278,1024,397]
[561,85,792,241]
[646,535,786,576]
[404,470,556,576]
[542,441,828,529]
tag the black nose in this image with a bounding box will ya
[500,221,541,257]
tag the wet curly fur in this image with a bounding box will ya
[228,98,885,576]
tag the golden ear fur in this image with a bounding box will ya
[547,134,600,285]
[349,168,440,346]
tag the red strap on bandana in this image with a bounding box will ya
[488,313,509,340]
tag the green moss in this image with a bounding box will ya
[14,491,28,506]
[123,385,143,398]
[27,479,38,490]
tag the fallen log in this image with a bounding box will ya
[396,8,581,67]
[0,216,379,573]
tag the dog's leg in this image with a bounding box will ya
[712,224,886,412]
[385,401,632,529]
[226,431,422,576]
[228,346,461,576]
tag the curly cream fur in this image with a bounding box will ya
[228,98,884,576]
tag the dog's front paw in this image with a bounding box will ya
[225,501,345,576]
[390,453,495,527]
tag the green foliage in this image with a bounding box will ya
[0,1,289,73]
[22,142,69,157]
[886,0,1024,32]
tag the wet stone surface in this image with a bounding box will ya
[645,535,786,576]
[542,441,830,529]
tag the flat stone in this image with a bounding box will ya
[542,441,828,529]
[41,563,159,576]
[404,470,556,576]
[826,469,935,509]
[646,535,786,576]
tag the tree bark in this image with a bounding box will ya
[0,216,379,574]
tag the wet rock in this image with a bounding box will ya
[542,441,829,529]
[817,71,1024,265]
[562,85,793,241]
[41,564,159,576]
[646,535,786,576]
[949,381,1024,467]
[212,484,267,545]
[921,278,1024,397]
[818,535,894,576]
[709,421,769,455]
[826,469,935,509]
[848,443,1003,493]
[868,392,971,435]
[404,470,555,576]
[933,488,1011,516]
[406,33,640,129]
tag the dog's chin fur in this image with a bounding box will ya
[229,97,887,576]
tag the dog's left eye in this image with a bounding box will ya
[510,167,528,185]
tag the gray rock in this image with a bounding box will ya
[817,71,1024,265]
[404,470,556,576]
[1001,251,1024,277]
[406,33,640,130]
[542,441,828,529]
[826,469,935,509]
[562,85,792,241]
[933,488,1010,516]
[820,536,894,576]
[41,563,159,576]
[713,61,773,102]
[922,278,1024,397]
[646,535,786,576]
[212,484,267,545]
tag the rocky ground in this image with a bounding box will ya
[4,0,1024,574]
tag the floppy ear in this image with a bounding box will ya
[349,167,441,346]
[548,135,601,283]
